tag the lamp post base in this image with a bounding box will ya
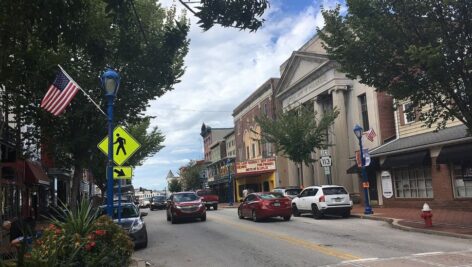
[364,206,374,215]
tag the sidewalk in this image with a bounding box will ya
[351,204,472,238]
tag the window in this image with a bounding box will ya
[358,94,369,130]
[246,146,250,159]
[403,102,417,124]
[252,144,256,158]
[258,141,261,156]
[452,164,472,198]
[299,189,312,197]
[392,167,433,198]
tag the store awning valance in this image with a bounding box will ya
[381,150,430,168]
[436,143,472,164]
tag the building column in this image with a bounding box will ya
[288,160,299,186]
[330,86,353,192]
[313,97,325,185]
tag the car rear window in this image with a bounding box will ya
[196,190,216,196]
[259,193,284,199]
[285,189,301,195]
[322,187,348,195]
[153,196,165,201]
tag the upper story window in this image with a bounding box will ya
[358,94,369,130]
[252,144,256,158]
[403,102,417,124]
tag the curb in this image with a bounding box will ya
[129,258,147,267]
[352,214,472,239]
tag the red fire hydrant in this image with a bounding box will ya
[420,203,433,227]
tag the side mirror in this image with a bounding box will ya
[297,194,301,198]
[141,212,148,217]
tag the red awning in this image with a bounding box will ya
[25,161,50,186]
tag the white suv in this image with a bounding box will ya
[291,185,353,219]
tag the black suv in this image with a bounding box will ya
[150,195,167,210]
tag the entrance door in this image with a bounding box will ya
[263,181,269,192]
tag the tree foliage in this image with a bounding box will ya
[168,178,182,193]
[256,105,339,166]
[180,161,203,191]
[178,0,269,31]
[318,1,472,133]
[0,0,189,208]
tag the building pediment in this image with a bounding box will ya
[276,52,330,97]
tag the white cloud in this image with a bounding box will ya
[133,0,341,190]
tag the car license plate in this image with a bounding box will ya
[334,198,342,202]
[273,202,280,207]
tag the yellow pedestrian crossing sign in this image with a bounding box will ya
[113,166,133,179]
[97,126,141,166]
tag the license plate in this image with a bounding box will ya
[334,198,342,202]
[273,202,280,207]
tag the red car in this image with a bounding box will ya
[167,192,206,224]
[238,192,292,222]
[196,189,219,210]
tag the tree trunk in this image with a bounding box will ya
[298,162,304,187]
[70,164,82,211]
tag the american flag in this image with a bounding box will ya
[40,68,80,116]
[365,128,377,142]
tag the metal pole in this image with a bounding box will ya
[358,138,373,215]
[118,178,121,223]
[106,95,114,217]
[227,160,233,206]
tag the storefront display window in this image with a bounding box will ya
[392,167,433,198]
[453,164,472,198]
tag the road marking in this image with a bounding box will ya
[413,252,443,256]
[211,216,361,261]
[342,258,378,263]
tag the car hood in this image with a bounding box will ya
[113,217,138,230]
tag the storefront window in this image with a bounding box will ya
[392,167,433,198]
[453,164,472,198]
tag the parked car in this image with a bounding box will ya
[291,185,353,219]
[98,203,148,248]
[166,192,206,224]
[196,189,219,210]
[273,187,302,199]
[238,192,292,222]
[150,195,167,210]
[139,198,151,208]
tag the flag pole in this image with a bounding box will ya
[58,65,108,118]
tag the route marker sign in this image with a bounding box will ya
[113,166,133,179]
[98,126,141,166]
[320,156,332,167]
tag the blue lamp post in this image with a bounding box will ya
[353,124,373,215]
[101,69,120,218]
[226,158,233,206]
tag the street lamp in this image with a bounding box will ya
[226,158,233,206]
[101,69,120,218]
[353,124,373,215]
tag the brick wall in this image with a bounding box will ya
[376,92,396,143]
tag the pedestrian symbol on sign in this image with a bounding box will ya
[114,133,127,156]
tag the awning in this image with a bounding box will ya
[346,164,360,174]
[25,161,50,186]
[381,150,430,168]
[436,143,472,164]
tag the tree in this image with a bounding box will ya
[178,0,269,31]
[318,1,472,133]
[180,161,203,191]
[256,105,339,186]
[168,178,182,193]
[0,0,190,210]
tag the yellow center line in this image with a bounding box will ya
[211,216,361,261]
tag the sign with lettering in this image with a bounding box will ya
[236,158,276,174]
[320,156,332,167]
[381,171,393,198]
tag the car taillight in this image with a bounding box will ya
[319,195,325,202]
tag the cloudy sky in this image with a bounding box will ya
[133,0,343,190]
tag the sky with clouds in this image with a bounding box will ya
[133,0,343,190]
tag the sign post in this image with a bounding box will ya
[320,152,332,184]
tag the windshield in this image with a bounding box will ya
[153,196,165,201]
[259,193,284,199]
[285,189,302,196]
[323,187,348,195]
[173,193,199,202]
[196,190,215,196]
[100,205,139,219]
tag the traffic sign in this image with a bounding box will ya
[113,166,133,179]
[320,149,330,157]
[98,126,141,166]
[320,156,332,167]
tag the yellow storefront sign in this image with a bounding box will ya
[97,126,141,166]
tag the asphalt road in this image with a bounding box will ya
[134,207,472,267]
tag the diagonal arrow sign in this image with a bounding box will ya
[114,168,126,177]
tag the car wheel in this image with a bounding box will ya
[213,204,218,210]
[342,210,351,218]
[201,213,207,222]
[312,204,323,219]
[283,215,291,221]
[166,211,171,221]
[238,208,243,219]
[171,214,177,224]
[252,210,259,222]
[142,234,148,248]
[150,207,154,211]
[292,204,300,217]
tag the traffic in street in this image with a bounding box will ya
[134,206,472,267]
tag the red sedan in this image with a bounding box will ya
[238,192,292,222]
[167,192,206,224]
